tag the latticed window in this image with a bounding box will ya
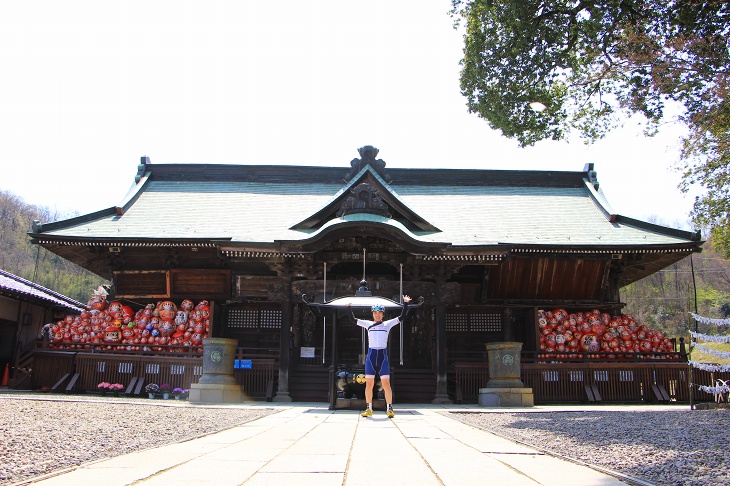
[260,309,281,329]
[446,312,501,332]
[227,307,282,330]
[446,314,468,332]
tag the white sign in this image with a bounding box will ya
[300,347,315,358]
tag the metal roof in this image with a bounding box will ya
[0,269,86,312]
[33,164,700,249]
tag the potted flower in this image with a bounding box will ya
[159,383,172,399]
[109,383,124,397]
[172,387,185,400]
[145,383,159,398]
[97,382,111,396]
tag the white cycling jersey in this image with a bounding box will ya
[356,317,400,349]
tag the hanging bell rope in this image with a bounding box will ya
[362,249,367,361]
[400,263,404,365]
[322,262,327,365]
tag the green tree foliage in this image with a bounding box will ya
[451,0,730,253]
[0,190,106,303]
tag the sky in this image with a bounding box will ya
[0,1,698,229]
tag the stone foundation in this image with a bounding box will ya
[188,383,243,404]
[478,387,534,407]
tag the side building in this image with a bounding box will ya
[0,269,85,387]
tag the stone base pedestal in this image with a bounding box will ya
[273,392,292,403]
[188,383,243,404]
[431,393,453,405]
[478,387,534,407]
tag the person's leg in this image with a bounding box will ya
[364,376,375,403]
[381,376,392,404]
[381,377,395,418]
[378,351,395,417]
[361,349,377,417]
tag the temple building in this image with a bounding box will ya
[26,147,703,403]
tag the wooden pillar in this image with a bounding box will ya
[274,281,293,402]
[431,301,451,403]
[502,307,514,342]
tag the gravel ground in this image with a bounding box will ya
[0,394,274,485]
[450,409,730,486]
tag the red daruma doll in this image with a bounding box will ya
[158,301,177,321]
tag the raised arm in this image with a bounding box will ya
[345,303,357,324]
[399,295,412,321]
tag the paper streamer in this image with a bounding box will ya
[689,313,730,326]
[689,361,730,373]
[691,343,730,359]
[690,330,730,343]
[697,382,730,395]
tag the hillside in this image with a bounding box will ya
[0,190,106,303]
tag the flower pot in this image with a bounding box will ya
[112,391,119,397]
[163,393,170,400]
[99,390,107,396]
[148,393,155,399]
[174,395,180,400]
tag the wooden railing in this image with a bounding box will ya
[31,350,76,390]
[454,363,489,402]
[74,353,203,392]
[234,359,277,400]
[31,349,277,401]
[453,360,721,405]
[32,347,725,405]
[521,362,687,403]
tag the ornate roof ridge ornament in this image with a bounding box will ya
[336,183,392,219]
[343,145,392,183]
[135,156,151,184]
